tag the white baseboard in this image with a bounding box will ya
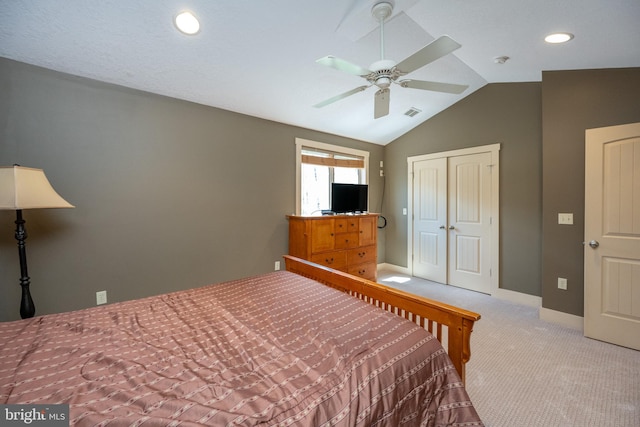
[377,263,410,275]
[492,288,541,308]
[539,307,584,331]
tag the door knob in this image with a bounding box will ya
[448,225,455,230]
[588,240,599,248]
[439,225,446,229]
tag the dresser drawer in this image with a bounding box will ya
[335,218,359,233]
[310,251,347,269]
[347,262,377,281]
[346,246,376,265]
[335,232,359,249]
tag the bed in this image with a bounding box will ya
[0,256,482,426]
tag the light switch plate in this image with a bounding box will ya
[558,278,568,290]
[558,213,573,225]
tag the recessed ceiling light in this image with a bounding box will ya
[175,11,200,35]
[544,32,574,44]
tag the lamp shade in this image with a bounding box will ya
[0,166,74,210]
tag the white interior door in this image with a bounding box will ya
[412,158,447,283]
[410,148,496,294]
[584,122,640,350]
[448,153,493,294]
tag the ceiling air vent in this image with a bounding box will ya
[404,107,421,117]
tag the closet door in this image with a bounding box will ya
[448,152,493,294]
[412,158,447,283]
[410,148,496,294]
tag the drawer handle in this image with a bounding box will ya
[325,257,334,264]
[359,269,366,275]
[358,252,365,257]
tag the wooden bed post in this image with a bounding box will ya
[446,317,476,384]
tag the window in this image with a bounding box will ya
[295,138,369,215]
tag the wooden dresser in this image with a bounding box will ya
[287,214,378,281]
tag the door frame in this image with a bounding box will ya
[407,143,500,295]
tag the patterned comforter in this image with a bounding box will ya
[0,270,482,426]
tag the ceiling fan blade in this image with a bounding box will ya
[313,85,369,108]
[395,35,462,74]
[399,79,468,94]
[374,88,390,119]
[316,55,372,76]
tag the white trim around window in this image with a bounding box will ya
[295,138,370,215]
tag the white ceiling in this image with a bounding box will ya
[1,0,639,145]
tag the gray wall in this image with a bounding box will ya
[0,58,384,321]
[383,83,543,296]
[384,69,640,316]
[541,68,640,316]
[2,57,638,322]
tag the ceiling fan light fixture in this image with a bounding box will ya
[175,11,200,35]
[544,32,574,44]
[376,76,392,88]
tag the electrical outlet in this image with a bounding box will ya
[274,261,280,271]
[557,278,568,290]
[96,290,107,305]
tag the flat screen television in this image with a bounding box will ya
[331,183,368,214]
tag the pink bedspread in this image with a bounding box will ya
[0,271,482,426]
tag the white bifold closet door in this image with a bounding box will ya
[411,151,494,294]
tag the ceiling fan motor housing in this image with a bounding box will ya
[369,59,399,89]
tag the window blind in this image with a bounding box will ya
[301,149,365,169]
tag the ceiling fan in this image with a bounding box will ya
[314,1,468,119]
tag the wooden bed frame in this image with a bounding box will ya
[284,255,481,384]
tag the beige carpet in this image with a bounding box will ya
[377,270,640,427]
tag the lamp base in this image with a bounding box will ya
[20,278,35,319]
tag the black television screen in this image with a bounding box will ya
[331,183,368,213]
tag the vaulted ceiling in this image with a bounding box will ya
[1,0,639,145]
